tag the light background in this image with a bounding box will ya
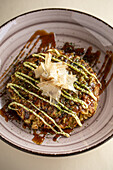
[0,0,113,170]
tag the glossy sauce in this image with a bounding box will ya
[0,30,113,145]
[27,30,56,52]
[83,46,101,67]
[97,53,108,77]
[0,103,9,122]
[62,43,113,93]
[99,51,113,94]
[32,128,73,144]
[32,129,55,145]
[32,130,46,145]
[0,102,20,122]
[53,128,73,142]
[0,30,55,93]
[22,123,30,129]
[62,42,84,55]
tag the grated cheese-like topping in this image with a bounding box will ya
[34,53,77,102]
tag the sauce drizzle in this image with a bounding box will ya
[0,30,55,93]
[0,30,113,145]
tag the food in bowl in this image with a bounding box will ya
[7,46,100,140]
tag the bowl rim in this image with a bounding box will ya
[0,8,113,29]
[0,8,113,157]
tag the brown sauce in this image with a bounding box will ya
[32,129,55,144]
[102,73,113,92]
[83,46,101,67]
[27,30,56,52]
[22,123,30,129]
[53,128,73,142]
[32,134,45,145]
[0,30,55,89]
[32,128,73,144]
[32,130,47,145]
[0,88,7,97]
[0,103,9,122]
[0,30,113,145]
[0,43,28,85]
[62,43,113,94]
[0,102,21,122]
[53,134,61,142]
[99,52,113,94]
[62,42,84,55]
[97,53,108,77]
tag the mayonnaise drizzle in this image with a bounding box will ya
[32,52,97,101]
[7,82,82,127]
[7,48,99,137]
[33,53,88,79]
[8,102,69,137]
[48,49,101,84]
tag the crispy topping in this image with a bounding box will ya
[7,48,100,138]
[34,53,77,102]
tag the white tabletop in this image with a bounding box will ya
[0,0,113,170]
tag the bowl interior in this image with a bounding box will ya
[0,9,113,156]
